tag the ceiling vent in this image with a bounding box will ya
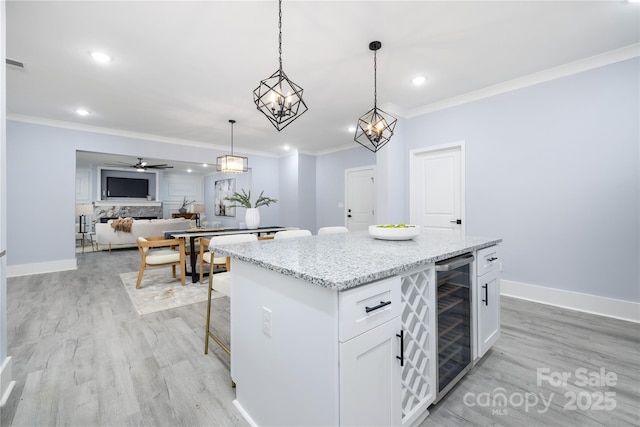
[5,58,25,70]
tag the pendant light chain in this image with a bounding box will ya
[373,48,377,109]
[230,120,234,155]
[278,0,283,74]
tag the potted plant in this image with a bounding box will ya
[179,196,195,214]
[225,189,277,229]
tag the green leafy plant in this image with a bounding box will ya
[225,189,277,208]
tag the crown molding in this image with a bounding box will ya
[6,114,280,158]
[407,43,640,118]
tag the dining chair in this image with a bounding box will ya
[273,229,312,239]
[205,233,258,355]
[199,237,229,283]
[135,236,186,289]
[317,226,349,235]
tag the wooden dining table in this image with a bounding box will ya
[164,226,289,283]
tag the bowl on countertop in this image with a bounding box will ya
[368,224,421,241]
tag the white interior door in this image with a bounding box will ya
[410,144,464,233]
[345,167,376,231]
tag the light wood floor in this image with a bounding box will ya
[2,249,639,427]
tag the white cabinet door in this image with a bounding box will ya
[340,317,402,427]
[345,167,376,231]
[477,268,500,358]
[410,145,463,232]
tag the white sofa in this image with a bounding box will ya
[95,218,193,250]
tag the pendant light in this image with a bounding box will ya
[216,120,248,173]
[354,41,397,153]
[253,0,308,131]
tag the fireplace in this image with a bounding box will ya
[93,203,163,224]
[99,216,158,223]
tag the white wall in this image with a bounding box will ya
[376,118,407,225]
[279,153,299,227]
[403,58,639,303]
[298,154,316,232]
[159,171,204,217]
[247,155,281,227]
[1,0,8,370]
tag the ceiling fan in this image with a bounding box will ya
[107,157,174,171]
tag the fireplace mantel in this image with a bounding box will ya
[92,201,163,223]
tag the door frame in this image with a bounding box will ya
[344,165,376,228]
[409,142,466,234]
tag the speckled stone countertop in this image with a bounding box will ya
[211,230,502,291]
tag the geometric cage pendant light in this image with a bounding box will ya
[354,41,397,153]
[253,0,308,131]
[216,119,249,173]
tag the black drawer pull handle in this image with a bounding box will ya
[482,284,488,306]
[487,257,498,262]
[396,330,404,366]
[365,300,391,313]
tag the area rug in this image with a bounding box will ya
[120,269,230,315]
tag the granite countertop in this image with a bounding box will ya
[211,230,502,291]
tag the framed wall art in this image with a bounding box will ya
[214,178,236,217]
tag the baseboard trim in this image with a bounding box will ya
[1,357,16,407]
[6,258,77,278]
[233,399,258,427]
[501,279,640,323]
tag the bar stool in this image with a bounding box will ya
[205,233,258,355]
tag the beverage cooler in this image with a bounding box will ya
[434,253,474,403]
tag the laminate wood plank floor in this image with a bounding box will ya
[3,249,639,426]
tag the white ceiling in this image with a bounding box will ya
[6,1,640,164]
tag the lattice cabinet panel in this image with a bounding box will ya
[401,267,436,425]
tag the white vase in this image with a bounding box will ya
[245,208,260,229]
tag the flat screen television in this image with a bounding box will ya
[106,177,149,198]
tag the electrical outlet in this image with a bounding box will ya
[262,307,272,337]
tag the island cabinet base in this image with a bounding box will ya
[231,260,411,426]
[231,260,340,427]
[213,231,503,426]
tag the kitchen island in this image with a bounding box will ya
[211,230,502,426]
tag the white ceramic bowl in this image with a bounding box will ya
[369,224,420,241]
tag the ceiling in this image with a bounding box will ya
[6,1,640,164]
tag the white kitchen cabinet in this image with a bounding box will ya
[475,245,501,360]
[339,276,402,426]
[340,317,402,426]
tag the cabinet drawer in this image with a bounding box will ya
[476,245,500,277]
[339,276,401,342]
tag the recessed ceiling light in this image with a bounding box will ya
[75,108,90,116]
[187,169,193,173]
[202,163,208,167]
[411,76,427,86]
[90,51,112,63]
[283,145,290,151]
[348,126,356,133]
